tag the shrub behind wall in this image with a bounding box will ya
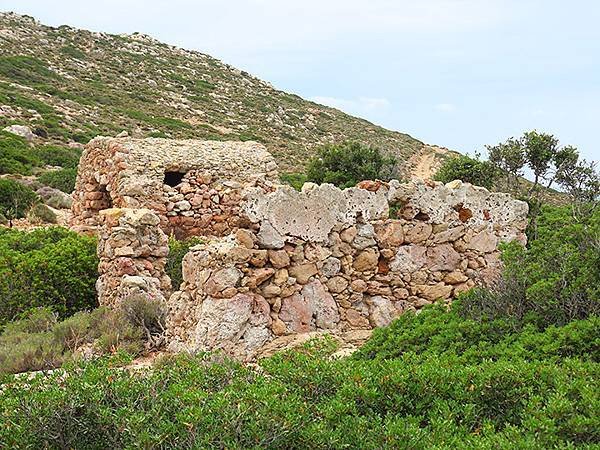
[0,227,98,326]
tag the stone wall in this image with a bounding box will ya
[97,208,171,308]
[71,137,278,238]
[165,179,528,360]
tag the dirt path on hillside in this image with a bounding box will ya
[411,150,437,180]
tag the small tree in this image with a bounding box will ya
[0,179,40,226]
[433,153,498,190]
[306,142,397,189]
[487,131,599,222]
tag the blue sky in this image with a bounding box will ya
[2,0,599,162]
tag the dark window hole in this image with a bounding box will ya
[164,171,186,187]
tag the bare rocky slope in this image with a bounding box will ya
[0,12,457,175]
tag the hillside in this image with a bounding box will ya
[0,12,455,175]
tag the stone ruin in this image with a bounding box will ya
[89,140,528,360]
[71,137,278,238]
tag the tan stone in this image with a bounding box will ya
[340,226,358,243]
[262,283,281,298]
[268,249,290,269]
[444,270,468,284]
[415,283,453,301]
[288,263,318,284]
[404,222,432,244]
[247,267,275,288]
[353,249,379,272]
[235,229,256,249]
[433,225,465,243]
[350,279,368,293]
[393,287,409,300]
[204,267,243,296]
[426,243,461,272]
[274,268,289,286]
[346,309,370,328]
[466,230,498,253]
[375,220,404,247]
[327,276,349,293]
[272,318,287,336]
[453,282,472,295]
[249,250,268,267]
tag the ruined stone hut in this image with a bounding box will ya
[71,137,279,238]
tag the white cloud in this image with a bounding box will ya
[310,96,391,116]
[434,103,457,113]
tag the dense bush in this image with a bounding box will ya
[306,142,397,188]
[0,130,38,175]
[0,227,98,326]
[0,326,597,448]
[433,154,498,189]
[166,236,204,289]
[356,302,599,363]
[32,144,82,168]
[37,167,78,193]
[280,171,308,191]
[460,206,599,328]
[0,178,39,220]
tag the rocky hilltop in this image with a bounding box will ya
[0,12,455,175]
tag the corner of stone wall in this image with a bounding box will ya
[165,179,529,361]
[97,208,171,308]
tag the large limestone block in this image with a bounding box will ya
[243,184,388,243]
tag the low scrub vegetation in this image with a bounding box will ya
[0,303,156,375]
[37,167,78,193]
[0,204,597,448]
[0,307,597,448]
[0,131,81,176]
[0,227,98,326]
[433,153,498,190]
[305,141,397,188]
[0,178,40,222]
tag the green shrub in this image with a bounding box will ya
[167,237,204,289]
[306,142,397,188]
[433,154,499,189]
[32,144,82,168]
[0,178,39,220]
[355,302,599,363]
[460,206,599,328]
[280,171,308,191]
[0,227,98,325]
[0,130,40,175]
[0,55,59,86]
[37,167,78,193]
[26,203,57,224]
[0,334,597,448]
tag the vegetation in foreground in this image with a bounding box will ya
[0,204,597,448]
[0,303,597,449]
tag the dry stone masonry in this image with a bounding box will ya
[88,139,528,360]
[96,208,171,308]
[164,179,528,360]
[71,137,278,238]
